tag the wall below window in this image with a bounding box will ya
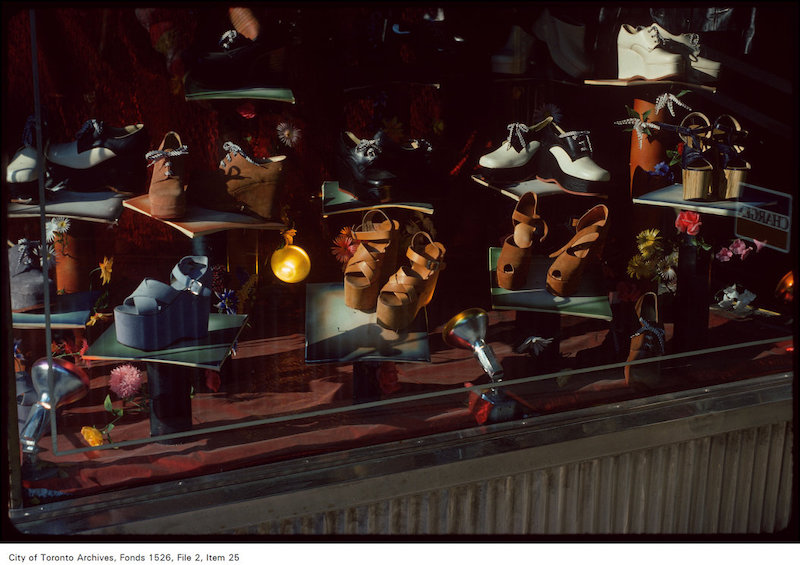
[11,372,793,537]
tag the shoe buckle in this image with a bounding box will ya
[425,258,439,270]
[187,278,203,295]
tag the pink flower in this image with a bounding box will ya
[729,238,748,255]
[716,247,733,262]
[675,210,702,235]
[753,239,766,252]
[109,364,143,399]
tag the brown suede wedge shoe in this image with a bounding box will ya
[147,131,189,219]
[546,203,608,297]
[496,191,548,290]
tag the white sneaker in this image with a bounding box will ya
[479,117,553,181]
[617,24,683,80]
[649,23,721,81]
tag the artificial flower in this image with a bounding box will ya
[237,101,256,119]
[281,227,297,246]
[98,256,113,285]
[214,289,239,315]
[382,116,404,143]
[739,246,752,260]
[86,312,110,327]
[331,234,359,264]
[729,238,748,256]
[276,122,301,147]
[654,91,691,117]
[627,254,654,280]
[109,364,143,399]
[636,229,662,259]
[753,239,766,252]
[51,217,71,235]
[675,210,702,235]
[81,426,104,447]
[716,247,733,262]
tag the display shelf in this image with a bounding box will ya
[321,181,434,218]
[183,81,296,104]
[305,282,430,363]
[11,290,102,329]
[83,313,247,371]
[122,194,285,238]
[470,174,567,201]
[488,247,612,321]
[632,183,767,216]
[583,78,717,93]
[7,190,128,224]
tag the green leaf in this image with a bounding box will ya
[642,109,652,122]
[105,423,115,433]
[104,394,113,413]
[677,89,690,98]
[626,106,639,119]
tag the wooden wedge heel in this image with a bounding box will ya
[376,231,446,331]
[546,204,608,297]
[496,191,548,290]
[343,209,400,311]
[711,114,751,200]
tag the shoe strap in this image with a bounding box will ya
[345,242,385,279]
[381,268,423,304]
[406,231,444,272]
[170,255,211,297]
[221,141,259,168]
[631,319,665,355]
[549,227,601,258]
[125,279,180,314]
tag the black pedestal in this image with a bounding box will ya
[147,362,194,442]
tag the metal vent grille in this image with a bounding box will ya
[236,422,792,536]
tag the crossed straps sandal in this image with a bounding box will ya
[711,114,751,199]
[656,112,714,200]
[376,231,446,331]
[546,204,609,297]
[344,210,400,311]
[115,256,212,351]
[496,191,548,290]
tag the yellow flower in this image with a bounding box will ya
[627,255,655,280]
[432,120,445,136]
[382,116,404,143]
[86,312,110,327]
[281,228,296,246]
[81,426,104,447]
[99,256,113,285]
[636,229,662,259]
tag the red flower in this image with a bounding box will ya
[676,141,685,155]
[675,210,702,235]
[331,234,359,264]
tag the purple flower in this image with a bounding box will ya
[109,364,143,399]
[215,289,238,315]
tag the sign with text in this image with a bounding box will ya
[735,184,793,253]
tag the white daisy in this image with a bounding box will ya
[276,122,302,148]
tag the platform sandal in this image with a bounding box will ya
[115,255,212,351]
[546,204,608,297]
[624,291,665,389]
[344,209,400,311]
[496,191,548,290]
[376,231,446,331]
[658,112,714,200]
[711,114,750,200]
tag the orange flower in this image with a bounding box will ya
[331,234,359,264]
[81,426,104,447]
[86,312,110,327]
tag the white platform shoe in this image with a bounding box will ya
[617,24,683,80]
[479,117,553,182]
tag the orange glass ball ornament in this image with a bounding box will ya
[270,245,311,283]
[774,271,794,303]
